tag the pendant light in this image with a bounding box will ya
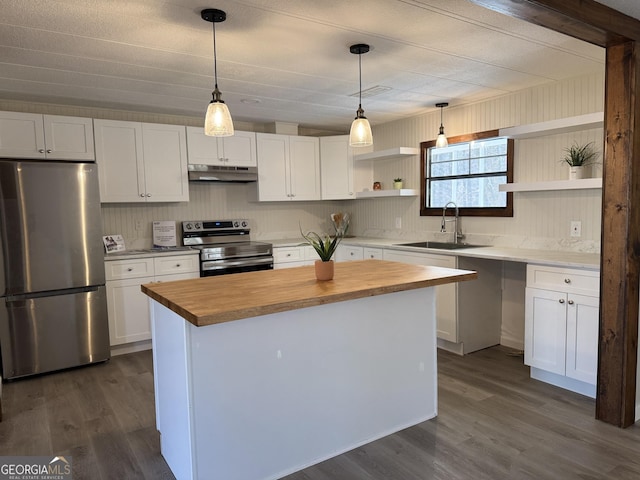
[435,102,449,148]
[349,44,373,147]
[201,8,234,137]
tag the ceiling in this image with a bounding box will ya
[0,0,635,132]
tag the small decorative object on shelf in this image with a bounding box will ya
[393,178,403,189]
[373,181,382,190]
[300,218,349,281]
[562,141,598,180]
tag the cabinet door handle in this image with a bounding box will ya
[140,193,145,197]
[176,264,181,267]
[568,300,574,305]
[38,149,45,153]
[564,278,571,284]
[127,268,133,272]
[146,193,151,197]
[46,149,52,153]
[370,255,374,258]
[559,299,565,304]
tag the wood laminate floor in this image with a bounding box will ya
[1,346,639,479]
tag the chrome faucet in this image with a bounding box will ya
[441,201,464,244]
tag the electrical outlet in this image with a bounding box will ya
[395,217,402,229]
[135,220,143,231]
[571,221,582,237]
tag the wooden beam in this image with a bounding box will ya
[467,0,640,427]
[597,41,640,428]
[468,0,639,46]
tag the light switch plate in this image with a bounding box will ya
[395,217,402,229]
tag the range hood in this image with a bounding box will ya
[188,164,258,183]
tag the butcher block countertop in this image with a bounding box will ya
[141,259,477,327]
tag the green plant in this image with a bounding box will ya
[562,142,598,167]
[394,177,402,182]
[300,224,348,262]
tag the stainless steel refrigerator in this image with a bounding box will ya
[0,159,109,379]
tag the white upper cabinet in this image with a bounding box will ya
[320,135,355,200]
[0,112,94,160]
[254,133,320,201]
[186,127,256,167]
[94,119,189,203]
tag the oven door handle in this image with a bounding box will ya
[202,256,274,270]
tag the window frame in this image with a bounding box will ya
[420,129,514,217]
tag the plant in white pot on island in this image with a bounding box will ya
[562,141,598,180]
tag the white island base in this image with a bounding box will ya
[150,287,437,480]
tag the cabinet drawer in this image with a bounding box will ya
[527,264,599,295]
[105,258,154,281]
[154,254,199,276]
[339,245,364,261]
[274,247,304,263]
[363,247,383,260]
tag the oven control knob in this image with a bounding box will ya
[185,223,193,230]
[195,222,201,229]
[241,221,247,227]
[234,221,239,227]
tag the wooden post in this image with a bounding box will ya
[597,41,640,427]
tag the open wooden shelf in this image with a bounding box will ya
[499,112,603,139]
[353,147,419,161]
[499,178,602,192]
[356,189,418,199]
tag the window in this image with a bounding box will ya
[420,129,513,217]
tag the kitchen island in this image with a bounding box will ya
[141,260,476,480]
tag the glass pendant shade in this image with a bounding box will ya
[350,114,373,147]
[205,96,234,136]
[435,102,449,148]
[435,127,448,148]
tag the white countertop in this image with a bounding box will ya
[272,237,600,269]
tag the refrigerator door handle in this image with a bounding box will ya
[4,285,102,302]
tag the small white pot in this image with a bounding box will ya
[393,181,403,190]
[569,166,584,180]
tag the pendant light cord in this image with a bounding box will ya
[358,51,363,110]
[212,20,219,89]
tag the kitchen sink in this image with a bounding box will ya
[394,241,484,250]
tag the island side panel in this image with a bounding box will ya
[187,287,437,480]
[150,301,195,480]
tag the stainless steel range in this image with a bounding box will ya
[182,219,273,276]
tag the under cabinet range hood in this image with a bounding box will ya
[188,164,258,182]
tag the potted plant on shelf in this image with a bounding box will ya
[393,177,403,189]
[562,142,598,180]
[300,223,348,281]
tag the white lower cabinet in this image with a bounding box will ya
[335,245,364,262]
[382,249,502,354]
[524,264,599,396]
[105,254,199,346]
[273,245,316,269]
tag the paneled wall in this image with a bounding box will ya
[357,71,605,252]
